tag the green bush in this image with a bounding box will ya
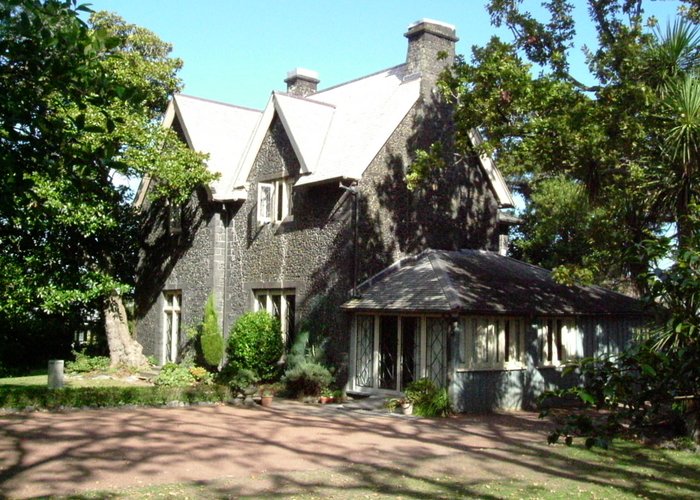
[405,378,453,417]
[282,362,333,397]
[65,351,111,373]
[154,363,197,387]
[227,368,259,397]
[0,384,230,410]
[226,311,283,381]
[201,294,224,368]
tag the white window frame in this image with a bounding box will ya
[162,291,181,364]
[253,289,295,343]
[461,316,525,371]
[539,317,582,366]
[257,179,293,225]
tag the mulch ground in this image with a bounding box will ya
[0,400,552,498]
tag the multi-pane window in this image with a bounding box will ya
[461,317,525,370]
[162,291,181,364]
[539,318,582,365]
[254,289,295,343]
[257,179,293,224]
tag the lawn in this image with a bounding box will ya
[53,439,700,499]
[0,372,151,388]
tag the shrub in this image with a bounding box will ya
[154,363,197,387]
[282,362,333,397]
[65,351,111,374]
[201,294,224,369]
[226,311,283,381]
[188,366,214,385]
[405,378,453,417]
[287,330,325,368]
[227,368,259,397]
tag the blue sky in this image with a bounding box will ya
[88,0,682,110]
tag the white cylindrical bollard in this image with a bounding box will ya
[48,359,64,389]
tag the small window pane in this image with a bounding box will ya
[257,183,273,223]
[256,293,267,312]
[271,294,282,321]
[276,181,284,221]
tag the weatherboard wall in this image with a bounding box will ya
[452,316,643,413]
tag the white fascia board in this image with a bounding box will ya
[467,129,515,208]
[273,95,309,174]
[134,99,179,209]
[274,93,335,175]
[225,94,276,192]
[171,96,195,150]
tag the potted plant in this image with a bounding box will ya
[319,387,335,404]
[259,385,275,407]
[386,397,413,415]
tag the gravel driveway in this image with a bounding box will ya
[0,401,551,498]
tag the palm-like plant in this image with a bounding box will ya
[648,20,700,247]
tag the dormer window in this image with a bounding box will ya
[257,179,293,224]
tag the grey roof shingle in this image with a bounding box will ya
[342,250,645,316]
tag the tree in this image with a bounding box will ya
[0,1,214,367]
[411,1,699,295]
[434,0,700,442]
[200,294,224,369]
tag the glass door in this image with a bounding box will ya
[379,316,398,389]
[400,317,419,391]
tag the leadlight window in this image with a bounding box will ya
[167,200,182,235]
[162,291,181,364]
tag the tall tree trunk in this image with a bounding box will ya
[104,292,149,368]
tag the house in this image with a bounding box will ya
[135,19,645,411]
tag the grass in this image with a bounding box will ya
[55,439,700,499]
[0,371,229,409]
[0,372,150,388]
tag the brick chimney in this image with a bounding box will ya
[404,19,458,92]
[284,68,320,97]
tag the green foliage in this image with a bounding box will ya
[226,311,284,381]
[65,351,111,374]
[422,1,700,295]
[0,1,215,361]
[286,330,325,368]
[226,368,259,397]
[282,362,333,398]
[404,378,453,417]
[0,384,229,410]
[154,363,197,387]
[283,329,333,397]
[200,294,224,369]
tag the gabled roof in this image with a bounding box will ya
[342,250,645,317]
[225,65,420,195]
[139,61,514,207]
[134,94,262,207]
[170,95,261,200]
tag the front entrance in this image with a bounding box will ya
[356,315,428,392]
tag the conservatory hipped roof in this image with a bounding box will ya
[342,250,645,317]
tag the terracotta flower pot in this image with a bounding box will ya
[260,395,273,407]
